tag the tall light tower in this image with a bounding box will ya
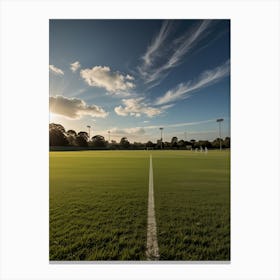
[87,125,91,140]
[216,118,224,151]
[159,127,164,149]
[108,130,111,142]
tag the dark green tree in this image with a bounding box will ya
[171,136,178,148]
[49,123,68,146]
[120,137,130,149]
[91,135,106,148]
[66,129,77,146]
[76,131,89,147]
[178,139,186,149]
[146,141,154,149]
[224,137,230,148]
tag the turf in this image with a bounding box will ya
[49,151,149,260]
[152,150,230,260]
[49,150,230,261]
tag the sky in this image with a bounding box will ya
[49,19,230,143]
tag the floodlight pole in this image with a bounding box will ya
[159,127,163,149]
[216,119,224,151]
[108,130,111,142]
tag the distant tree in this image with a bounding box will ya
[204,140,212,148]
[49,123,68,146]
[146,141,154,149]
[91,135,106,148]
[75,136,87,147]
[67,129,77,137]
[178,139,186,149]
[156,139,164,149]
[190,139,196,148]
[132,142,145,150]
[66,129,77,146]
[164,141,171,149]
[49,123,66,133]
[49,129,68,146]
[224,137,230,148]
[120,137,130,149]
[171,136,178,148]
[109,140,119,150]
[78,131,89,141]
[74,131,89,147]
[196,140,212,149]
[211,138,221,149]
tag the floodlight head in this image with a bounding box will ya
[159,127,163,130]
[216,118,224,123]
[87,125,91,128]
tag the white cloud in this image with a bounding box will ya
[114,98,162,118]
[139,20,212,86]
[80,66,135,93]
[126,74,135,81]
[49,64,64,76]
[70,61,81,72]
[155,60,230,105]
[49,95,108,119]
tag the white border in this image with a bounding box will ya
[0,0,279,279]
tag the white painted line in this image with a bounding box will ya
[146,155,160,260]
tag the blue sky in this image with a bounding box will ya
[49,19,230,142]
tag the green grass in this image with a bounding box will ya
[49,151,149,260]
[152,150,230,260]
[50,150,230,261]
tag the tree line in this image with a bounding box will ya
[49,123,230,150]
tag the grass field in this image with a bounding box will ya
[49,150,230,261]
[153,151,230,260]
[49,151,149,260]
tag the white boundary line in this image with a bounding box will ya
[146,154,159,260]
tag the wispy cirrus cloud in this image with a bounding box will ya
[143,118,218,130]
[141,21,173,67]
[138,20,213,87]
[80,66,135,95]
[49,64,64,76]
[155,60,230,105]
[70,61,81,72]
[49,95,108,119]
[104,118,225,137]
[109,127,146,136]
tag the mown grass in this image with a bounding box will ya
[50,150,230,261]
[152,150,230,260]
[49,151,149,260]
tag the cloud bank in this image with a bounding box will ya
[80,66,135,94]
[155,60,230,105]
[114,98,162,117]
[49,65,64,76]
[49,95,108,119]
